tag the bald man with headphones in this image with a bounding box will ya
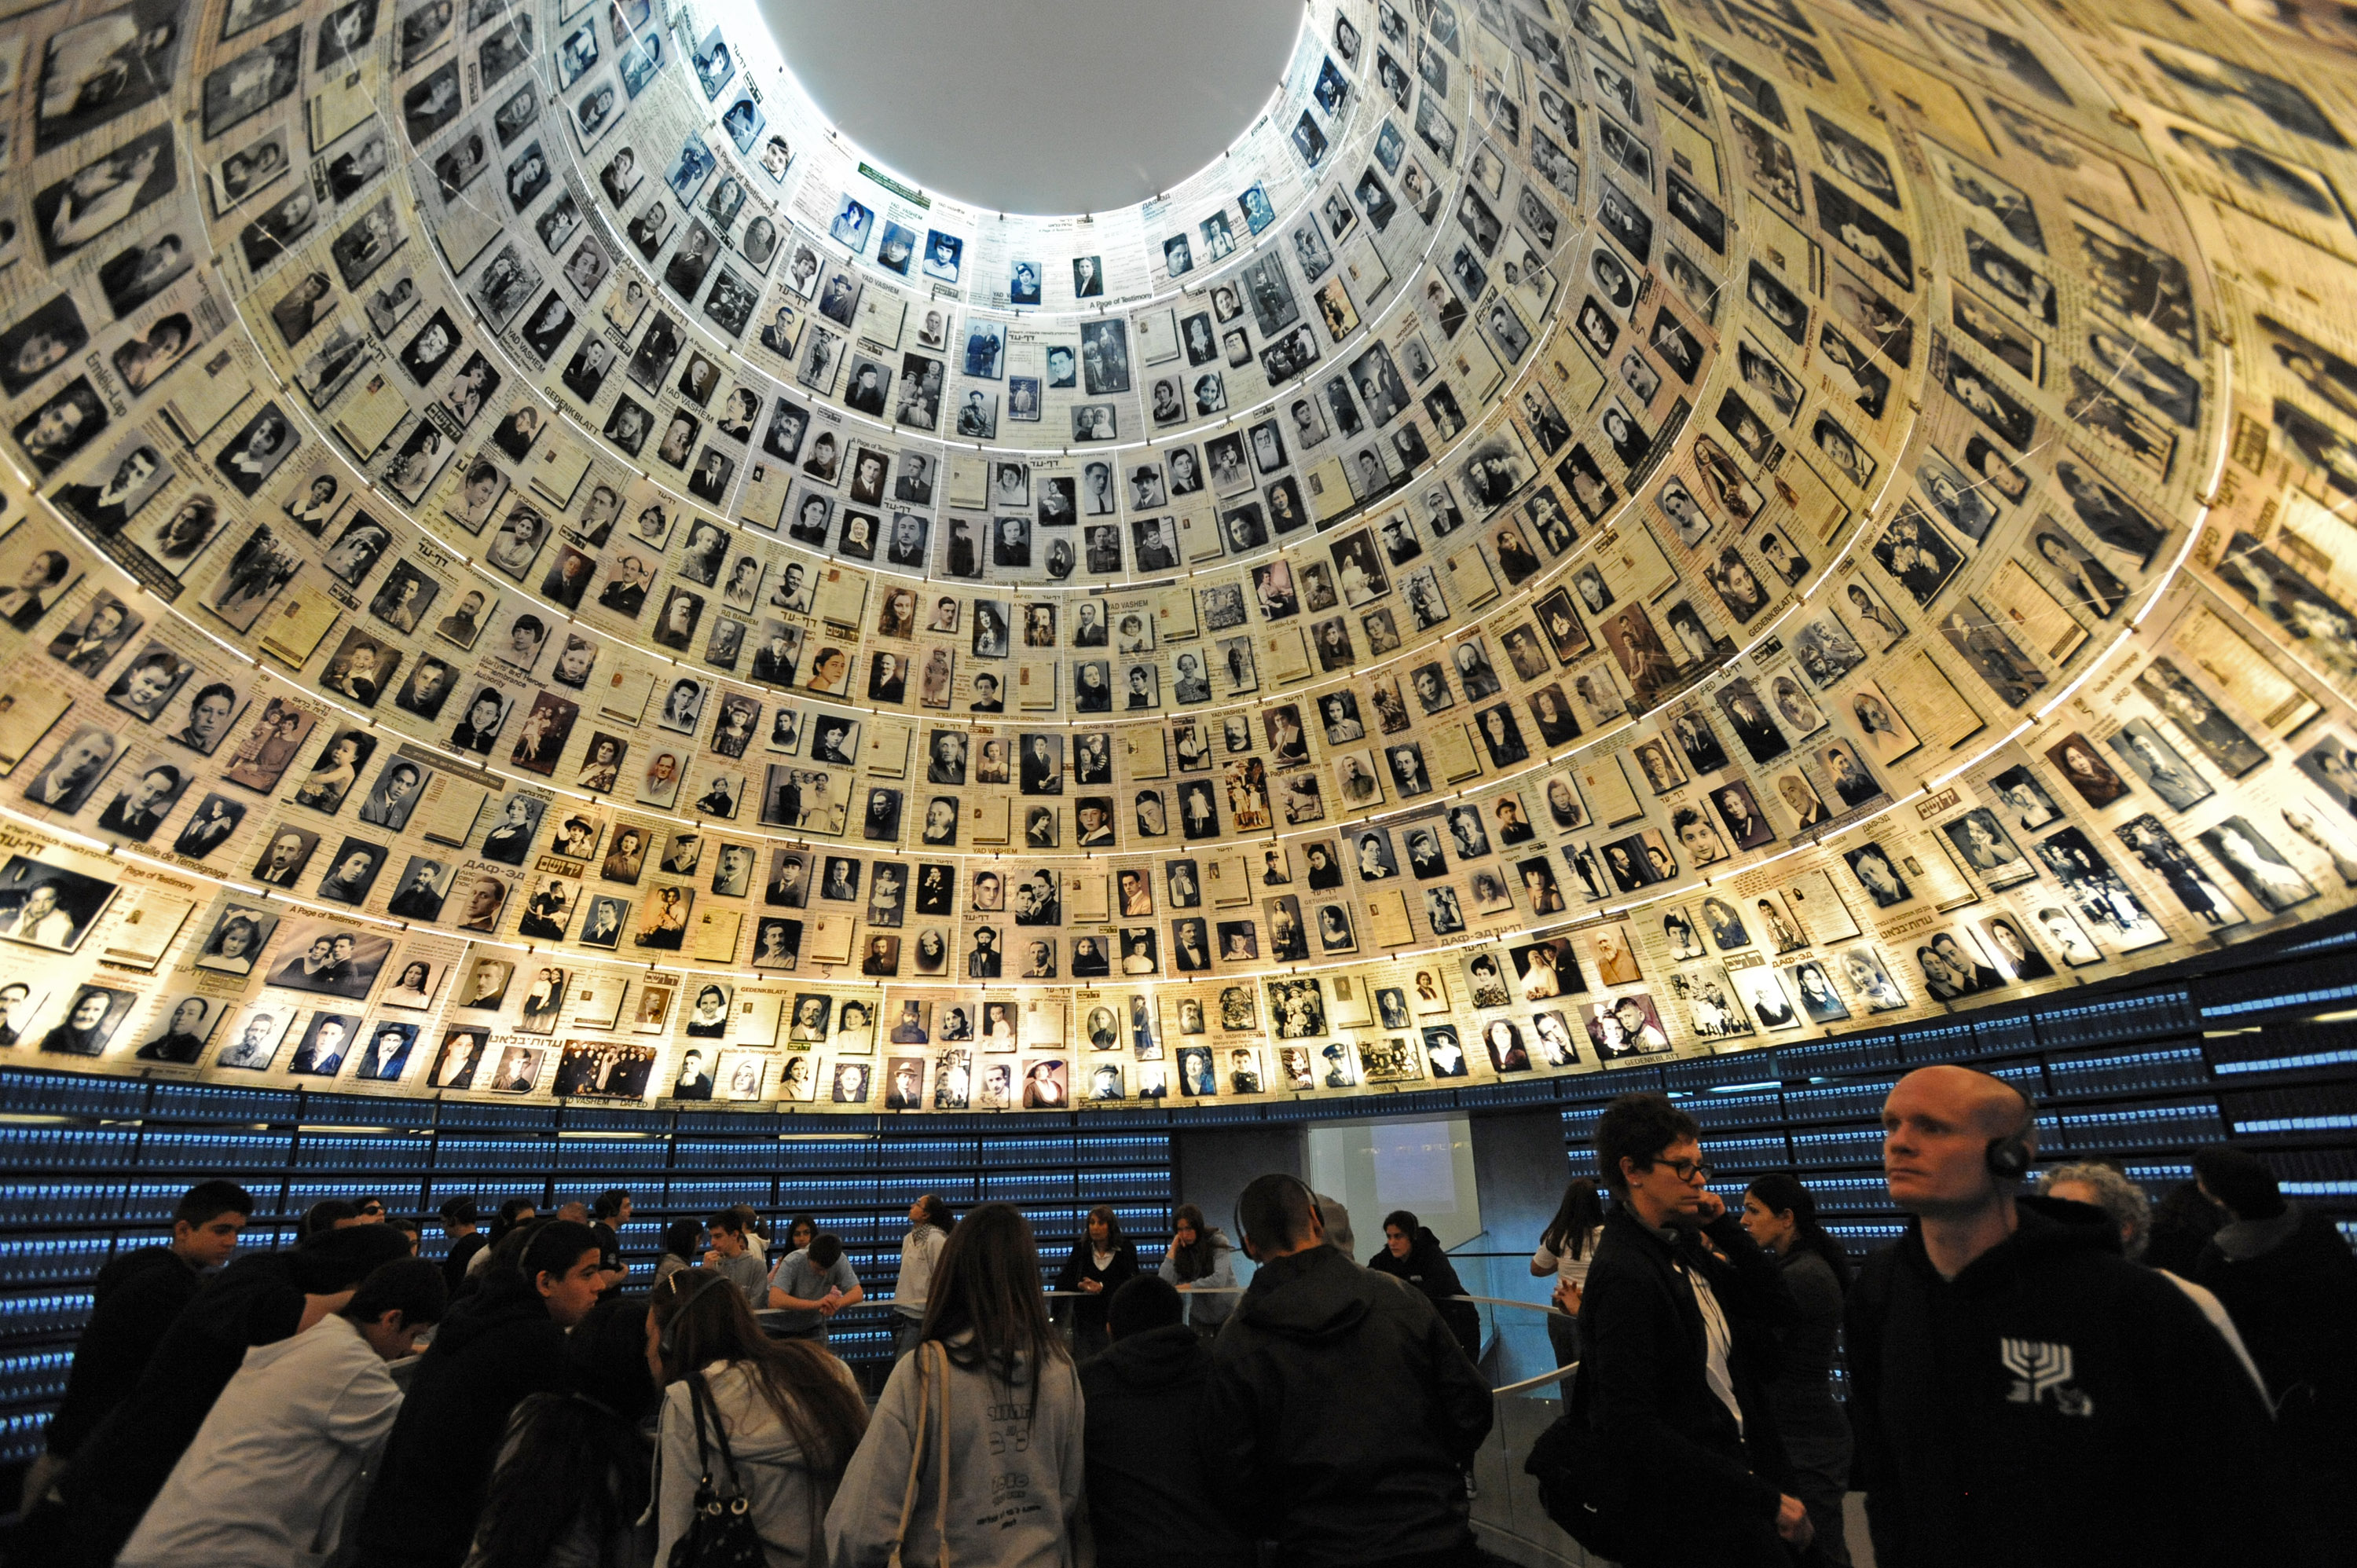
[1846,1065,2298,1566]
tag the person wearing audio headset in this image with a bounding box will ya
[1844,1065,2298,1567]
[1204,1174,1494,1568]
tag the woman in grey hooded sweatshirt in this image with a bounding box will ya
[826,1203,1091,1567]
[650,1268,870,1566]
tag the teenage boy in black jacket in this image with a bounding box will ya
[354,1220,607,1568]
[32,1181,252,1505]
[1081,1276,1255,1568]
[1574,1093,1809,1567]
[1849,1066,2298,1566]
[1208,1174,1494,1568]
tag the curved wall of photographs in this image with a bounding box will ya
[0,0,2352,1116]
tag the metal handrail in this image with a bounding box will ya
[1492,1362,1579,1396]
[1453,1291,1574,1318]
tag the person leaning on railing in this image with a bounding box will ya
[1053,1204,1140,1362]
[25,1180,254,1514]
[1369,1210,1481,1368]
[1159,1203,1238,1339]
[1530,1178,1605,1372]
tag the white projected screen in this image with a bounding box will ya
[1307,1115,1483,1252]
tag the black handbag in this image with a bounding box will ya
[667,1371,769,1568]
[1524,1411,1644,1563]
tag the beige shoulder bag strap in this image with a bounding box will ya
[932,1342,952,1564]
[887,1340,932,1568]
[888,1342,953,1568]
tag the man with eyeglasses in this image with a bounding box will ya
[1538,1093,1810,1566]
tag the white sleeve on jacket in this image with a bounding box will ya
[2160,1269,2272,1405]
[323,1362,405,1449]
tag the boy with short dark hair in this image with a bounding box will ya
[118,1260,448,1566]
[30,1181,254,1507]
[702,1209,769,1306]
[354,1222,603,1568]
[766,1230,863,1341]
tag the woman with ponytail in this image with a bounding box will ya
[1740,1171,1853,1567]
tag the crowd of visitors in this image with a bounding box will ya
[13,1061,2354,1567]
[1525,1066,2355,1568]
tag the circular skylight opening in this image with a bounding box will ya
[758,0,1307,214]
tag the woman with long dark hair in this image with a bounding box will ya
[1371,1210,1482,1366]
[1741,1171,1853,1567]
[463,1294,656,1568]
[1530,1178,1607,1372]
[825,1203,1088,1564]
[1053,1204,1139,1361]
[893,1193,956,1359]
[783,1212,819,1255]
[1157,1203,1238,1339]
[647,1267,869,1566]
[653,1216,703,1288]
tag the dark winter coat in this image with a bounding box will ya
[354,1267,574,1568]
[31,1251,313,1568]
[440,1230,486,1293]
[1572,1205,1795,1568]
[1367,1227,1483,1366]
[1849,1195,2295,1567]
[1052,1238,1140,1342]
[45,1246,199,1458]
[2195,1206,2357,1479]
[1079,1321,1255,1568]
[1206,1244,1493,1567]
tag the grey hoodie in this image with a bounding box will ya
[657,1357,862,1567]
[823,1334,1092,1568]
